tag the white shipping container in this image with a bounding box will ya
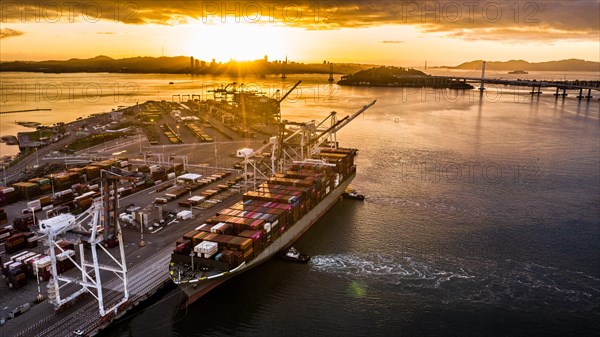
[211,222,231,234]
[2,187,15,193]
[57,250,75,261]
[188,196,205,204]
[9,262,23,271]
[27,200,42,211]
[34,256,52,269]
[10,251,30,262]
[194,241,218,259]
[55,189,73,197]
[16,252,36,263]
[194,241,218,252]
[236,148,253,158]
[23,254,41,265]
[167,173,176,180]
[177,210,192,220]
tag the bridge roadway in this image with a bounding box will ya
[0,176,243,337]
[432,75,600,93]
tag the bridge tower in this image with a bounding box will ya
[328,63,334,82]
[479,61,486,91]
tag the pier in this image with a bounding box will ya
[0,109,52,115]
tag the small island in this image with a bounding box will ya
[338,66,474,89]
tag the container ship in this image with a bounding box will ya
[169,101,376,305]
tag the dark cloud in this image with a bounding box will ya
[1,1,598,41]
[0,28,24,39]
[380,40,403,43]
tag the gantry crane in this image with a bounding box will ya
[38,170,132,316]
[237,100,377,189]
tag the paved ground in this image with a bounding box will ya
[2,115,109,184]
[0,169,243,337]
[0,100,278,335]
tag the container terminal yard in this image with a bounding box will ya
[1,154,249,336]
[0,82,373,336]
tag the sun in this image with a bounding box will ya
[182,22,288,62]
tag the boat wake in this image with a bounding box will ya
[310,253,600,310]
[311,253,473,288]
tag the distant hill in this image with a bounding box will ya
[437,59,600,72]
[0,56,373,75]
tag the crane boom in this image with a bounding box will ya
[310,100,377,149]
[332,100,377,133]
[279,80,302,103]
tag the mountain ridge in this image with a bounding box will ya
[437,59,599,72]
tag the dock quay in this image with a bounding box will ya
[1,168,245,336]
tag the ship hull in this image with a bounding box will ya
[179,171,356,305]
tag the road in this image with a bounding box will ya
[2,115,108,184]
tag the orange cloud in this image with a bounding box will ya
[0,28,24,39]
[1,0,598,42]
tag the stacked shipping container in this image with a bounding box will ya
[172,148,357,271]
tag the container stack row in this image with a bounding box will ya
[172,148,357,271]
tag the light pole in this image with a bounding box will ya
[139,221,145,247]
[189,190,193,218]
[50,174,55,198]
[214,141,218,168]
[30,207,36,229]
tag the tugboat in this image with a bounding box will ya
[342,188,365,200]
[279,246,310,263]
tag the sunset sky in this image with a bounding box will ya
[1,0,599,65]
